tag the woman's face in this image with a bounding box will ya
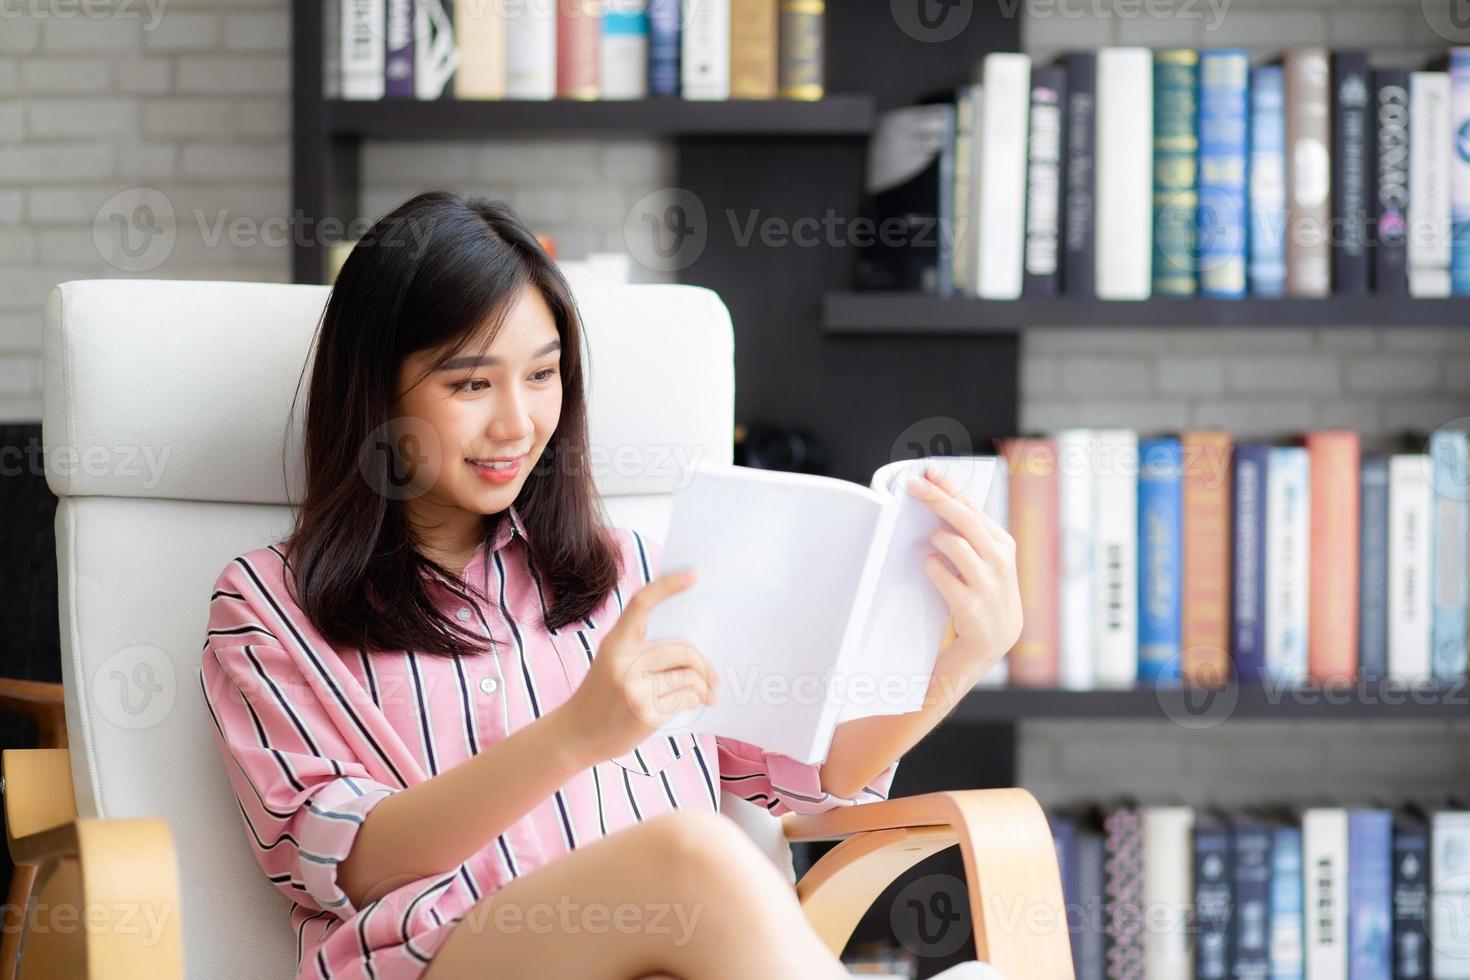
[391,282,564,545]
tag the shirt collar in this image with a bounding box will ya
[424,504,528,592]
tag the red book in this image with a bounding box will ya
[1307,430,1360,685]
[1001,437,1060,687]
[1182,430,1233,687]
[556,0,600,99]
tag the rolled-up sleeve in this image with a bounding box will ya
[716,736,897,817]
[200,636,399,922]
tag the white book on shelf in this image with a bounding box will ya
[454,0,507,99]
[681,0,730,100]
[1094,47,1154,300]
[1142,806,1194,980]
[1265,446,1310,685]
[647,456,997,763]
[1303,807,1349,980]
[1388,454,1433,682]
[505,0,557,99]
[974,53,1031,300]
[414,0,459,100]
[1431,810,1470,979]
[341,0,385,100]
[600,0,649,100]
[1055,429,1095,691]
[1092,428,1138,689]
[1409,71,1453,298]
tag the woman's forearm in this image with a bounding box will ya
[338,704,594,908]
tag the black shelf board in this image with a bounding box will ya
[823,292,1470,332]
[325,96,877,138]
[952,684,1470,722]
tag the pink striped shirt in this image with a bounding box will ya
[200,505,896,980]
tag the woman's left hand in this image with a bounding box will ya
[907,465,1024,686]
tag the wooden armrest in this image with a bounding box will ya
[786,789,1073,979]
[2,749,183,980]
[0,679,67,748]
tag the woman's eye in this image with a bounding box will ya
[533,367,557,382]
[457,379,488,393]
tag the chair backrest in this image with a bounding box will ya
[41,277,747,979]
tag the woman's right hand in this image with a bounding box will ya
[559,568,718,764]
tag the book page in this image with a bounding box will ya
[645,463,886,762]
[839,456,999,721]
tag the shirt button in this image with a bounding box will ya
[456,607,472,622]
[479,676,498,695]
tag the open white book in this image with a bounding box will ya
[644,455,998,764]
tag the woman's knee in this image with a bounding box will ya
[640,811,791,898]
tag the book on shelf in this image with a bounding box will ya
[1374,68,1412,296]
[1249,64,1288,298]
[1332,50,1373,297]
[1094,46,1153,300]
[1152,49,1199,298]
[1198,49,1249,300]
[645,455,996,763]
[1285,48,1332,299]
[1409,70,1453,298]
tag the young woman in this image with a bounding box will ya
[200,191,1022,980]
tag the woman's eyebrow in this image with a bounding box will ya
[435,339,561,371]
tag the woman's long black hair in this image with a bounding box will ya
[281,190,621,657]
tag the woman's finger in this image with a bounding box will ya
[930,528,987,585]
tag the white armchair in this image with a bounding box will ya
[0,278,1072,979]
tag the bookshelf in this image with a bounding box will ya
[953,684,1470,722]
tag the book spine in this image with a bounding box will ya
[1025,66,1066,297]
[601,1,649,100]
[1389,455,1433,682]
[1076,832,1107,980]
[1391,817,1429,980]
[1141,807,1193,978]
[1271,826,1305,980]
[730,0,777,99]
[1359,455,1390,681]
[951,86,980,298]
[1103,808,1146,979]
[1093,429,1138,689]
[682,0,729,99]
[1452,49,1470,295]
[557,0,601,99]
[414,0,456,100]
[1152,49,1199,297]
[385,0,415,97]
[506,0,557,100]
[324,0,342,99]
[1064,51,1097,298]
[455,0,507,99]
[777,0,823,100]
[1056,429,1095,691]
[342,0,385,100]
[1233,819,1273,980]
[1231,443,1270,683]
[1307,430,1361,685]
[1285,48,1333,298]
[1266,447,1311,685]
[1137,437,1183,684]
[976,53,1031,300]
[1409,72,1452,297]
[1193,820,1234,980]
[1374,70,1412,295]
[1348,810,1393,980]
[934,105,957,299]
[1002,437,1060,687]
[1182,430,1233,686]
[647,0,680,96]
[1332,51,1373,296]
[1430,812,1470,979]
[1430,429,1469,678]
[1304,808,1350,979]
[1198,49,1249,299]
[1095,47,1154,300]
[1250,65,1288,297]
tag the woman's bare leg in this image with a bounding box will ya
[420,810,846,980]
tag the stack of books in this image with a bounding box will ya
[329,0,826,102]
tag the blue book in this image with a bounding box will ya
[1075,830,1106,980]
[1451,49,1470,294]
[1270,825,1305,980]
[1250,66,1287,297]
[1392,812,1429,979]
[1349,810,1393,979]
[1359,456,1390,681]
[1267,447,1311,685]
[384,0,415,98]
[1199,50,1250,299]
[1138,437,1183,683]
[647,0,680,97]
[1234,817,1273,980]
[1232,443,1270,682]
[1154,50,1200,296]
[1430,430,1469,679]
[1194,814,1234,979]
